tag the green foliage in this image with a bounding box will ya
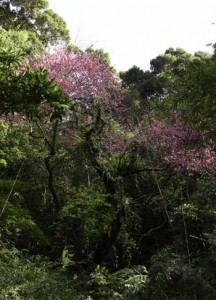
[120,65,163,121]
[0,120,29,166]
[0,158,7,167]
[0,197,48,249]
[57,186,112,260]
[0,0,70,47]
[0,246,76,299]
[150,48,215,126]
[0,27,45,58]
[0,50,69,119]
[204,229,216,270]
[0,8,216,296]
[175,59,216,137]
[76,265,148,300]
[86,47,112,67]
[147,248,216,300]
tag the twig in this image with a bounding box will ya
[138,221,167,242]
[0,162,24,218]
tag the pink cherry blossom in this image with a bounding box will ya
[145,119,216,175]
[30,48,121,111]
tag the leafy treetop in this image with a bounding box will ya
[0,0,70,46]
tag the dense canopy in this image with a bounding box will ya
[0,2,216,299]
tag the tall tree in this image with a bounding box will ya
[0,0,70,47]
[0,27,45,57]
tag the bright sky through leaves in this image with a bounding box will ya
[48,0,216,71]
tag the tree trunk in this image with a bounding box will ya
[44,155,61,211]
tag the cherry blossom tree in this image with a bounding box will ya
[145,118,216,175]
[30,48,121,113]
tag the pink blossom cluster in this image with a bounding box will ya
[59,126,78,147]
[145,120,216,175]
[103,130,128,153]
[30,48,121,110]
[0,113,26,123]
[103,124,139,153]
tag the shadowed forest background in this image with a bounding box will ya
[0,1,216,299]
